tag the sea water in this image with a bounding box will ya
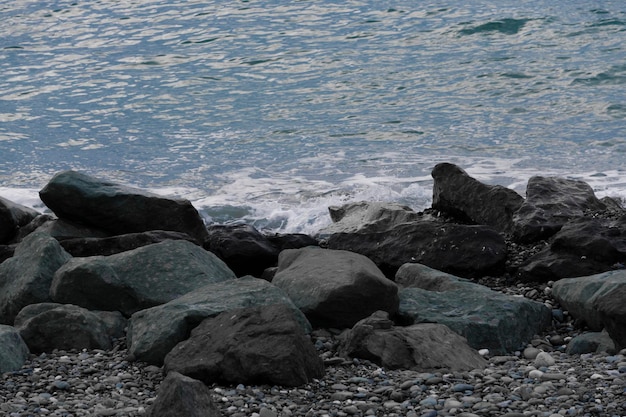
[1,0,625,234]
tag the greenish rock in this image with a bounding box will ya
[566,330,616,355]
[127,276,311,365]
[0,325,30,373]
[0,232,72,324]
[50,240,236,316]
[397,263,552,354]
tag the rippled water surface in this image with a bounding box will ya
[1,0,625,231]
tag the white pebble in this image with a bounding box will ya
[534,352,555,367]
[529,369,544,379]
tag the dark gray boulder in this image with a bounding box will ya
[0,196,40,244]
[552,269,626,350]
[50,240,236,317]
[26,216,110,241]
[127,276,311,365]
[272,247,399,328]
[317,201,422,237]
[326,220,507,278]
[204,224,280,277]
[0,325,30,373]
[396,263,552,354]
[164,304,324,387]
[566,330,616,355]
[338,311,487,372]
[431,162,524,233]
[14,303,126,353]
[148,372,222,417]
[512,176,608,243]
[39,170,208,242]
[59,230,197,257]
[0,232,71,324]
[517,216,626,282]
[265,232,319,251]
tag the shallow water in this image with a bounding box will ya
[1,0,625,232]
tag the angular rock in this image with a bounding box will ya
[551,270,626,343]
[397,263,552,354]
[39,170,208,242]
[512,176,607,243]
[265,232,319,251]
[0,232,71,324]
[27,216,110,241]
[0,196,40,244]
[148,371,222,417]
[14,303,126,353]
[272,247,399,328]
[326,220,507,278]
[338,311,487,372]
[518,216,626,282]
[127,276,311,365]
[566,330,616,355]
[0,244,15,264]
[0,324,30,373]
[164,304,324,387]
[59,230,197,257]
[50,240,235,316]
[204,224,280,277]
[431,163,524,233]
[318,201,422,237]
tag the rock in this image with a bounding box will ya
[14,303,126,353]
[127,276,311,365]
[164,304,324,387]
[0,232,71,324]
[551,270,626,341]
[517,217,626,282]
[534,352,555,367]
[0,244,15,264]
[594,283,626,350]
[0,196,40,244]
[272,247,399,328]
[326,220,507,278]
[318,201,422,237]
[431,163,524,233]
[147,371,222,417]
[39,170,208,242]
[265,233,319,251]
[396,263,552,354]
[50,239,235,316]
[0,324,30,373]
[337,311,487,372]
[566,330,616,354]
[28,216,110,241]
[204,224,280,277]
[59,230,198,257]
[512,176,607,243]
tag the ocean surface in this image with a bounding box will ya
[1,0,625,234]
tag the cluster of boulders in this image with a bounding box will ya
[1,164,625,416]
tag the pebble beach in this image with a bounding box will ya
[2,282,625,417]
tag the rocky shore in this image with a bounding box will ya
[1,164,626,417]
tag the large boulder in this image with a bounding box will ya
[431,163,524,233]
[317,201,422,237]
[512,176,608,243]
[396,263,552,354]
[148,372,222,417]
[272,247,399,328]
[517,216,626,282]
[39,170,208,242]
[204,224,280,277]
[0,232,71,324]
[0,325,30,373]
[326,220,507,278]
[552,270,626,350]
[164,304,325,387]
[0,196,40,244]
[50,240,236,317]
[127,276,311,365]
[338,311,487,372]
[59,230,197,257]
[14,303,126,353]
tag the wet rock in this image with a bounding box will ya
[0,196,40,244]
[148,371,222,417]
[0,324,30,373]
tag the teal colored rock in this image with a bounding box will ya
[0,325,30,373]
[397,263,552,354]
[127,276,311,365]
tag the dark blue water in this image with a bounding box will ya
[1,0,625,232]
